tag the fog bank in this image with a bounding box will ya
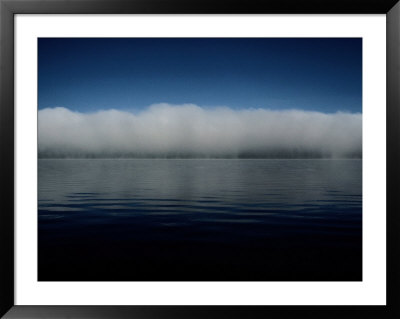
[38,104,362,158]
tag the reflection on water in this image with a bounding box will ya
[38,159,362,281]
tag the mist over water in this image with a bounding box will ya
[38,37,363,281]
[38,104,362,159]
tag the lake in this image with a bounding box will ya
[38,159,362,281]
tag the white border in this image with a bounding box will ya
[15,14,386,305]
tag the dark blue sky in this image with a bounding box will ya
[38,38,362,113]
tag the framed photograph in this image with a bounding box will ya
[1,0,399,318]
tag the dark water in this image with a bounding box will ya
[38,159,362,281]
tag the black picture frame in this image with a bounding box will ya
[1,0,399,318]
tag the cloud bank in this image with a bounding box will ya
[38,104,362,158]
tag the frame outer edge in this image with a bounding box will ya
[1,0,400,318]
[1,0,400,14]
[0,0,15,317]
[387,1,400,317]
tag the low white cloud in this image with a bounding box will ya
[38,103,362,158]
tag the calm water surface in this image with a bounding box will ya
[38,159,362,281]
